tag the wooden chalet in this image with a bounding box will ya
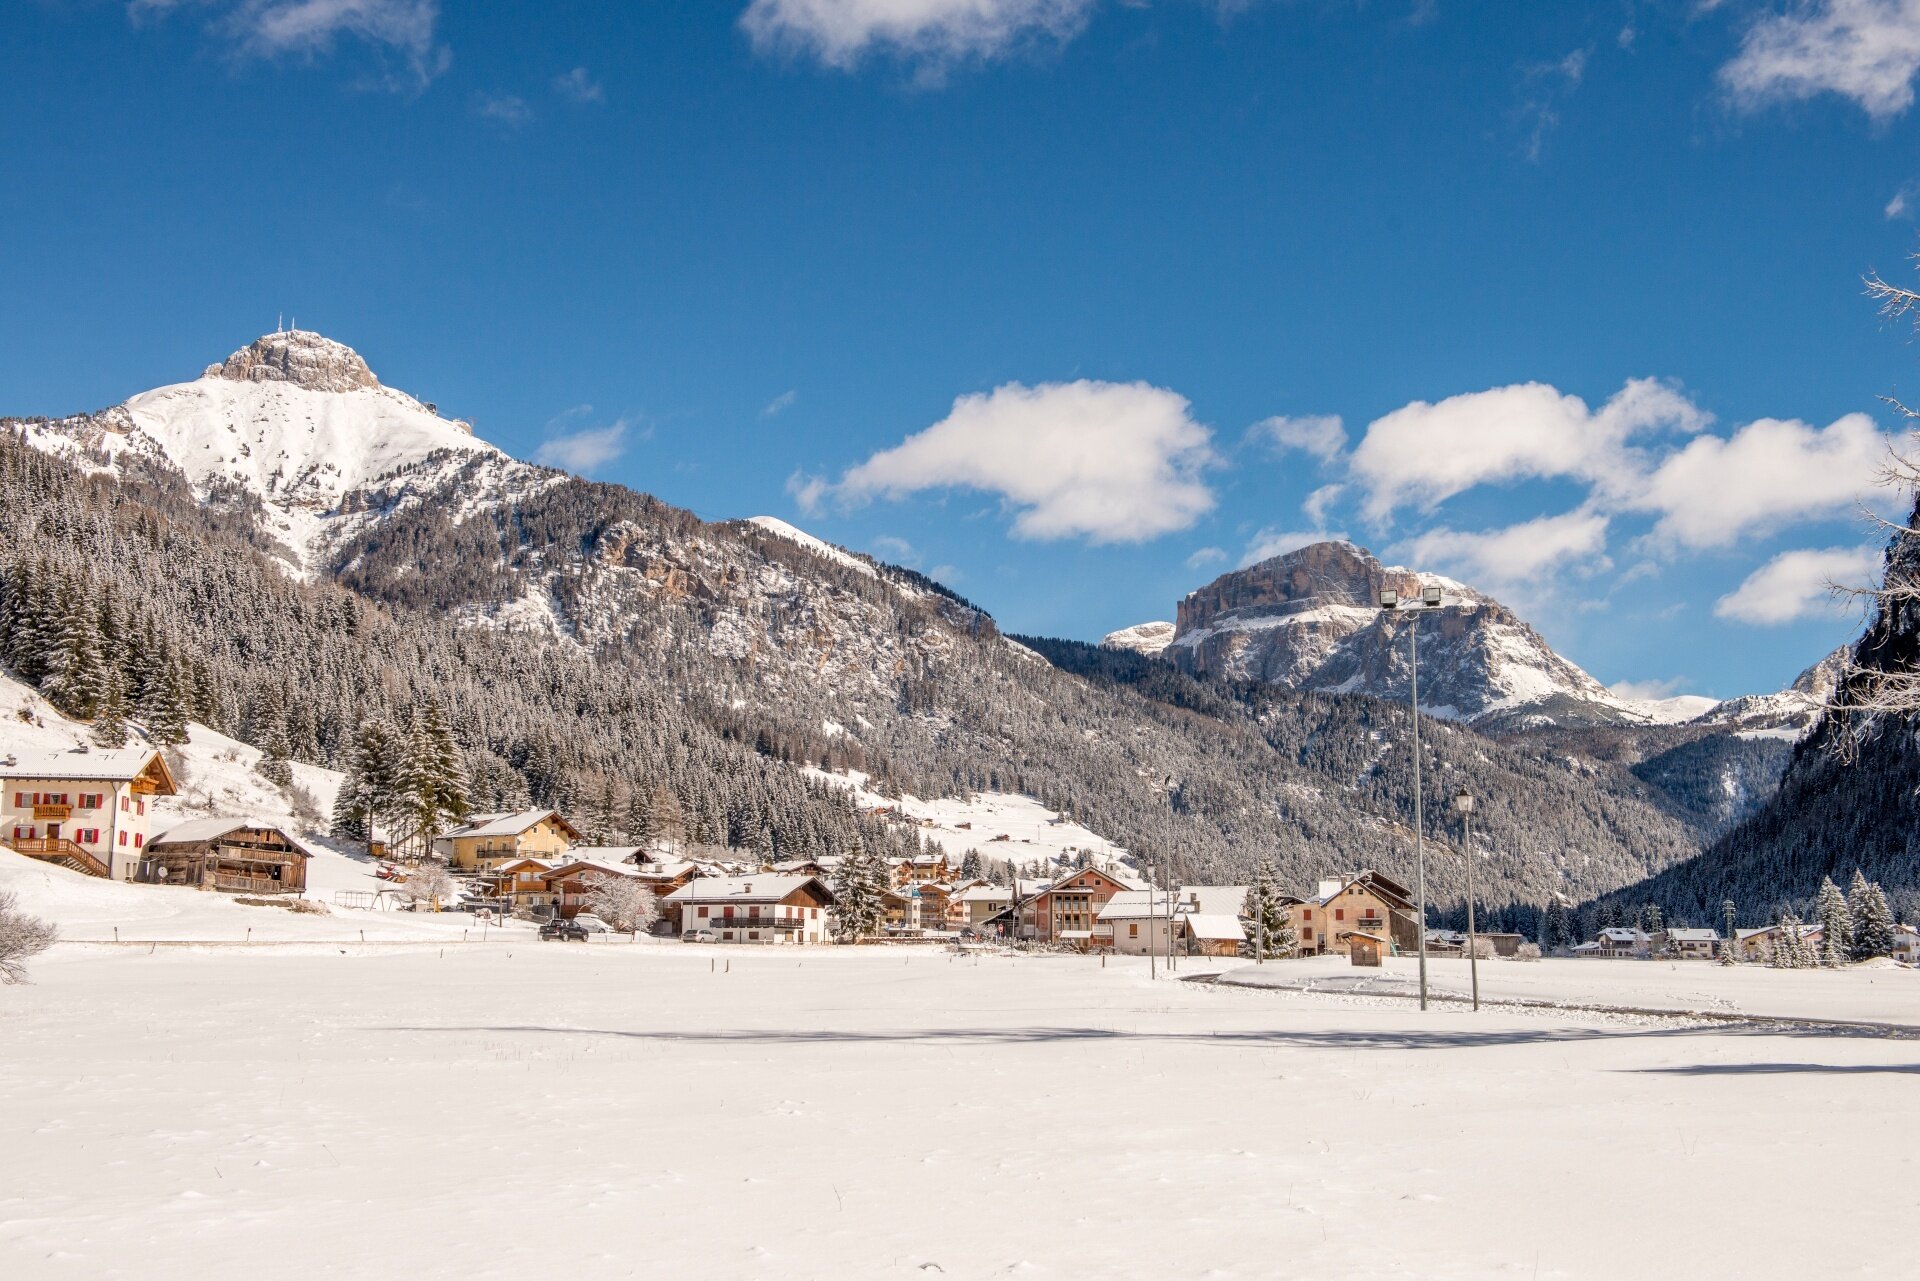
[1290,871,1420,958]
[139,818,313,895]
[433,808,582,872]
[663,874,837,944]
[2,746,179,881]
[1019,865,1150,947]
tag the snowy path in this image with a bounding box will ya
[3,948,1915,1279]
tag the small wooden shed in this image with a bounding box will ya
[1342,930,1388,968]
[140,818,313,895]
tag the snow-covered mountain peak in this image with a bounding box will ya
[204,329,382,395]
[1101,621,1176,656]
[15,331,516,570]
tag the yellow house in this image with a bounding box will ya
[1290,871,1420,957]
[432,808,580,872]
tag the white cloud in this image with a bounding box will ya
[1888,183,1916,218]
[829,379,1217,543]
[1398,508,1612,588]
[1713,546,1880,624]
[1517,46,1591,161]
[1185,546,1228,570]
[1252,414,1346,463]
[787,469,831,514]
[1721,0,1920,120]
[1347,377,1708,522]
[1633,412,1895,548]
[552,66,604,103]
[1240,528,1348,567]
[131,0,449,87]
[1302,482,1345,527]
[1608,676,1689,701]
[738,0,1097,71]
[535,418,630,474]
[763,389,800,418]
[473,92,532,127]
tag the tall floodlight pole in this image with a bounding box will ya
[1379,582,1443,1012]
[1454,787,1478,1012]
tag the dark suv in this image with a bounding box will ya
[539,918,590,942]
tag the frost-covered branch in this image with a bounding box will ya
[0,889,57,984]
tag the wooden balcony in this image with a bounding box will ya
[5,837,110,879]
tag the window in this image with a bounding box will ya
[133,833,144,848]
[12,793,23,808]
[697,905,709,918]
[136,799,145,816]
[121,797,130,812]
[1336,909,1345,921]
[1128,923,1139,938]
[1303,909,1312,921]
[119,832,128,846]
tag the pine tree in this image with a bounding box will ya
[1639,903,1663,936]
[90,667,131,750]
[959,849,982,880]
[139,652,192,746]
[41,593,103,718]
[1848,870,1897,960]
[1242,861,1294,959]
[831,835,886,939]
[1719,899,1739,965]
[645,781,686,852]
[258,716,294,788]
[332,716,403,843]
[1543,900,1572,952]
[1814,876,1853,967]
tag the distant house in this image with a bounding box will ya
[664,874,837,944]
[1892,924,1920,965]
[541,857,653,921]
[1094,886,1248,957]
[957,883,1013,929]
[1,746,179,880]
[881,884,925,933]
[1593,927,1651,958]
[139,818,313,894]
[1290,872,1420,957]
[1020,865,1148,946]
[1477,932,1528,958]
[491,857,564,912]
[1097,890,1178,955]
[888,852,953,886]
[433,809,581,872]
[1732,924,1824,963]
[1656,928,1720,960]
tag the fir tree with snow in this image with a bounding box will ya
[831,835,887,939]
[1720,899,1739,965]
[1771,908,1806,968]
[1542,900,1572,952]
[959,849,982,880]
[1814,876,1853,967]
[90,668,131,749]
[1241,861,1294,959]
[1848,870,1897,960]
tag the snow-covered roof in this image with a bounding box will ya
[1664,928,1720,942]
[663,874,833,904]
[544,857,645,880]
[1597,928,1647,943]
[1097,890,1179,921]
[1183,913,1246,942]
[958,885,1011,903]
[1177,885,1248,917]
[149,816,315,856]
[0,745,177,791]
[569,845,646,862]
[440,808,580,841]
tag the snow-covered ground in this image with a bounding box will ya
[1219,953,1920,1027]
[806,767,1130,870]
[3,946,1914,1279]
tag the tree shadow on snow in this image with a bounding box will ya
[1630,1061,1920,1076]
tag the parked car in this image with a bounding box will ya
[682,928,719,943]
[572,914,613,933]
[539,919,590,942]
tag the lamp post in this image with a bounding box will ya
[1453,786,1478,1012]
[1378,582,1443,1011]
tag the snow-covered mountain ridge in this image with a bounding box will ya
[16,330,536,570]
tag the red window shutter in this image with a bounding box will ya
[1336,909,1345,921]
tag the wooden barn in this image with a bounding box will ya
[139,818,313,895]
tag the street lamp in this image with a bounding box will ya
[1379,581,1444,1011]
[1453,787,1478,1012]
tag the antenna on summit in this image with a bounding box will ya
[277,313,284,333]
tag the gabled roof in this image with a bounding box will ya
[439,808,582,842]
[958,884,1011,903]
[1,745,178,794]
[1664,928,1720,942]
[149,816,314,856]
[542,857,646,882]
[1097,890,1179,921]
[1597,928,1647,943]
[1311,869,1413,910]
[1177,885,1249,917]
[1038,866,1146,898]
[569,845,645,862]
[1183,913,1246,942]
[663,874,836,905]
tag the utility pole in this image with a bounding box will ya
[1455,788,1479,1012]
[1380,583,1441,1012]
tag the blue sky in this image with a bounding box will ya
[7,1,1920,699]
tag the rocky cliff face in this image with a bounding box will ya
[204,330,383,394]
[1165,541,1631,728]
[1100,621,1175,656]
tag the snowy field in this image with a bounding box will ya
[4,946,1916,1280]
[1220,953,1920,1027]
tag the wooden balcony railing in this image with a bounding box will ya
[5,837,110,879]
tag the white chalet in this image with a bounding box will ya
[663,874,837,944]
[1,746,179,881]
